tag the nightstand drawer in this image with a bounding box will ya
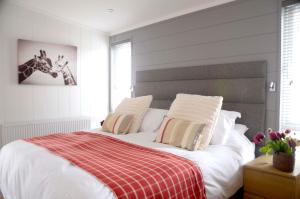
[244,169,295,199]
[243,192,265,199]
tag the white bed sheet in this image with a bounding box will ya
[0,130,254,199]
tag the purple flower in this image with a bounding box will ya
[288,139,297,149]
[269,131,280,141]
[267,128,273,133]
[253,132,265,144]
[285,129,292,134]
[280,132,286,139]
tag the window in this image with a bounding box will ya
[281,1,300,131]
[110,41,132,111]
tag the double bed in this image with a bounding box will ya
[0,61,267,199]
[0,129,253,199]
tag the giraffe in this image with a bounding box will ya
[53,55,77,85]
[18,50,58,83]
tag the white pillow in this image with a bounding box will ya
[224,127,255,164]
[234,124,249,135]
[222,110,241,127]
[167,93,223,149]
[140,108,168,132]
[210,110,241,145]
[115,95,153,133]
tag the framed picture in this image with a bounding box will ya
[18,39,77,86]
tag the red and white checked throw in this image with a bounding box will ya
[25,132,206,199]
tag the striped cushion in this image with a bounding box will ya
[102,113,134,134]
[167,94,223,149]
[115,95,153,133]
[155,117,206,151]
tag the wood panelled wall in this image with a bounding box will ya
[110,0,281,129]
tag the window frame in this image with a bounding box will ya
[280,0,300,131]
[109,39,133,112]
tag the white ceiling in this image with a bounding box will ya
[8,0,235,35]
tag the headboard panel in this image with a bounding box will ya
[135,61,267,141]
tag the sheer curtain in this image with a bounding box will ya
[281,1,300,131]
[110,42,132,111]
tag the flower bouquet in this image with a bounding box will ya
[253,128,297,172]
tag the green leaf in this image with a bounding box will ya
[260,146,272,154]
[283,143,289,153]
[270,141,280,152]
[266,148,272,154]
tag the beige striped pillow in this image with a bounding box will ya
[102,113,134,134]
[115,95,153,133]
[155,117,206,151]
[167,94,223,149]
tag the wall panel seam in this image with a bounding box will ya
[134,50,278,68]
[133,31,278,56]
[134,52,278,70]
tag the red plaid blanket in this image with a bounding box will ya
[25,132,206,199]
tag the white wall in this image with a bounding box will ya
[0,1,109,128]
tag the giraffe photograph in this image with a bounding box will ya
[18,39,77,86]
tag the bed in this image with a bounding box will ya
[0,61,267,199]
[0,129,253,199]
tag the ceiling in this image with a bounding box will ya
[7,0,235,35]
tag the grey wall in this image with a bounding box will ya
[110,0,281,129]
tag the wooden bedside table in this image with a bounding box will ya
[243,153,300,199]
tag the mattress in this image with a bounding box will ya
[0,130,254,199]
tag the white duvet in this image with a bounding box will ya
[0,129,254,199]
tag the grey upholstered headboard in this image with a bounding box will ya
[135,61,267,142]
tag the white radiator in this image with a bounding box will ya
[0,117,91,146]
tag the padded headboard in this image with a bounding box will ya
[135,61,267,141]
